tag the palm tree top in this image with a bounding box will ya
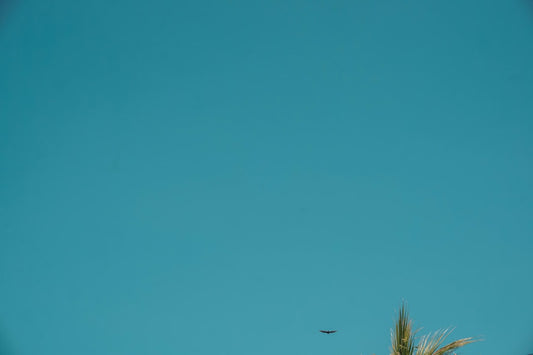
[390,302,479,355]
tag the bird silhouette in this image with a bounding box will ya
[319,330,337,334]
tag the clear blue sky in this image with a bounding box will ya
[1,1,532,354]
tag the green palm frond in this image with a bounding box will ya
[391,303,417,355]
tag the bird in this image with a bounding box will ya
[319,330,337,334]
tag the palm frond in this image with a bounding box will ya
[415,329,452,355]
[433,336,478,355]
[415,328,479,355]
[390,303,416,355]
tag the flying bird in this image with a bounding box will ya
[320,330,337,334]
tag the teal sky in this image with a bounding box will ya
[1,1,532,354]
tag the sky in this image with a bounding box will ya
[1,0,532,354]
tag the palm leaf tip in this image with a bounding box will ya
[415,328,480,355]
[433,336,480,355]
[391,303,416,355]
